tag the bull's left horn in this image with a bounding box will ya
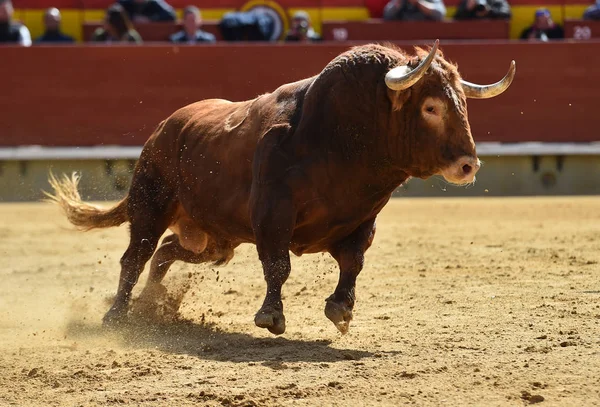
[460,60,516,99]
[385,39,439,91]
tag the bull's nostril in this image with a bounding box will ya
[462,164,472,175]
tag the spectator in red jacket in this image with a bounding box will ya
[365,0,389,18]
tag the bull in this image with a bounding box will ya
[46,40,515,335]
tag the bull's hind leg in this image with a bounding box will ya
[103,163,176,326]
[146,234,182,285]
[326,217,377,334]
[146,233,235,286]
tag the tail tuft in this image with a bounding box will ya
[44,172,129,231]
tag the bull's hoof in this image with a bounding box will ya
[254,307,286,335]
[325,300,353,335]
[102,306,129,328]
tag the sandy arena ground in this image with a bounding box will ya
[0,196,599,407]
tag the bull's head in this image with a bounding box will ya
[385,39,515,185]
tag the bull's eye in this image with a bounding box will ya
[421,97,444,125]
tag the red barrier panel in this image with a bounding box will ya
[321,20,510,41]
[564,19,600,39]
[1,41,599,147]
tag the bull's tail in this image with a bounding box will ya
[44,172,129,231]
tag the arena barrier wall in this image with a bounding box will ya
[2,41,600,147]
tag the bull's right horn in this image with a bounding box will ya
[385,39,439,91]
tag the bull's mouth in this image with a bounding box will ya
[441,173,477,186]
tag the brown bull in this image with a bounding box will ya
[47,40,515,335]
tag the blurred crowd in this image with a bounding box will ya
[1,0,598,46]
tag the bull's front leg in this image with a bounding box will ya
[326,217,377,334]
[250,184,296,336]
[249,124,298,336]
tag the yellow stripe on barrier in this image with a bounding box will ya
[445,6,458,18]
[320,7,370,21]
[564,4,589,19]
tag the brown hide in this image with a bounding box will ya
[140,43,475,255]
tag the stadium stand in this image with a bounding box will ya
[10,0,598,43]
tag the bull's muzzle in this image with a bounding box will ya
[441,156,481,185]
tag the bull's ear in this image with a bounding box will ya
[388,87,411,112]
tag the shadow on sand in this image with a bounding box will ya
[64,317,385,366]
[63,281,401,366]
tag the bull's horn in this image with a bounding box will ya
[460,61,516,99]
[385,39,439,91]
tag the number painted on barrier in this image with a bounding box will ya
[332,28,348,41]
[573,26,592,40]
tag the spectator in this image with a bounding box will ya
[383,0,446,21]
[284,10,322,42]
[92,4,143,43]
[454,0,511,20]
[583,0,600,20]
[118,0,176,22]
[35,8,75,43]
[170,6,215,44]
[0,0,31,46]
[520,8,564,41]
